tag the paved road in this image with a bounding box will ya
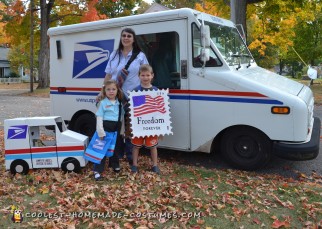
[0,89,321,178]
[0,89,50,127]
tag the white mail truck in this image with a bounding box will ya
[4,116,88,174]
[48,8,320,170]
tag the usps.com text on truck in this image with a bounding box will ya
[48,8,320,170]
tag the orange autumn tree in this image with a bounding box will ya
[2,0,26,47]
[1,0,36,73]
[195,0,230,18]
[0,2,10,46]
[81,0,107,22]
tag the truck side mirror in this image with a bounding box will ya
[200,48,210,62]
[308,66,317,80]
[200,25,210,48]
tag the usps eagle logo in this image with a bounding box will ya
[72,40,114,79]
[7,125,28,139]
[93,139,106,151]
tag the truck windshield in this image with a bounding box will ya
[204,21,254,66]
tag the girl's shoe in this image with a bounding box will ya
[94,172,103,181]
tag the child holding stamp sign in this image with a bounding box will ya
[131,64,161,175]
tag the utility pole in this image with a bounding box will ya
[30,0,34,92]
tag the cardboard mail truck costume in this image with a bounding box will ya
[4,116,88,174]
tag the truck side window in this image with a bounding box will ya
[192,23,222,68]
[137,32,180,89]
[30,126,56,147]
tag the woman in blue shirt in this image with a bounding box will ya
[103,28,149,165]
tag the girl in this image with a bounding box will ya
[94,80,123,181]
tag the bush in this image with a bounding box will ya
[296,72,302,79]
[6,72,20,78]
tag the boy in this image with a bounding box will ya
[131,64,160,174]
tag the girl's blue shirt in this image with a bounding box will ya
[96,98,122,121]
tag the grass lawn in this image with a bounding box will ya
[0,81,321,228]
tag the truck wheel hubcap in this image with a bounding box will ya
[66,163,75,171]
[16,165,23,173]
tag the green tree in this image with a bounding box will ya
[292,0,322,66]
[96,0,142,18]
[155,0,201,9]
[1,0,40,75]
[247,0,321,70]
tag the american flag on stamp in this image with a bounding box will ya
[132,95,166,117]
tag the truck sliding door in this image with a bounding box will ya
[130,20,190,150]
[29,126,59,168]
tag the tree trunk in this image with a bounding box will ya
[230,0,247,39]
[229,0,264,41]
[30,0,34,92]
[37,0,54,89]
[279,59,283,75]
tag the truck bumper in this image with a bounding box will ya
[273,117,321,160]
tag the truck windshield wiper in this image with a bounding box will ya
[230,53,253,69]
[230,53,242,58]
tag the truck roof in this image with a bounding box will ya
[4,116,62,125]
[47,8,234,36]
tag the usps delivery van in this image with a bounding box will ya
[48,8,320,170]
[4,116,88,174]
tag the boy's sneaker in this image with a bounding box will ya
[131,165,138,173]
[151,166,160,175]
[94,172,103,181]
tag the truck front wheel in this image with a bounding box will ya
[61,158,81,173]
[73,113,96,137]
[10,159,29,175]
[220,126,271,170]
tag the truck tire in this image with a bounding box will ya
[73,113,96,137]
[10,159,29,175]
[220,126,271,170]
[61,157,81,173]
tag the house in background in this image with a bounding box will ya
[144,3,170,13]
[0,47,11,77]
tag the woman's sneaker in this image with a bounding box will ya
[151,166,160,175]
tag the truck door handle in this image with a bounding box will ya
[181,60,187,79]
